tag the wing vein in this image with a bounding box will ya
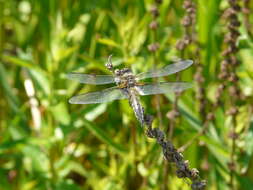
[69,87,128,104]
[67,73,115,85]
[135,82,192,96]
[136,60,193,80]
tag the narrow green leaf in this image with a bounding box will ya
[81,119,127,154]
[50,102,70,125]
[0,63,20,112]
[97,38,120,48]
[2,55,37,70]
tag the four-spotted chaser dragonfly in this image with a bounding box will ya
[67,56,193,125]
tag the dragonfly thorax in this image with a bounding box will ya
[114,68,136,88]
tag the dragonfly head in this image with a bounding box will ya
[105,54,114,72]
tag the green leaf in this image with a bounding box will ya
[200,135,230,167]
[0,138,27,152]
[2,55,43,72]
[237,175,253,190]
[55,180,81,190]
[22,145,49,173]
[97,38,121,48]
[81,119,127,154]
[85,103,107,121]
[0,63,20,113]
[50,102,70,125]
[239,121,253,172]
[28,69,50,96]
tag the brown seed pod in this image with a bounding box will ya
[148,43,160,52]
[149,20,159,30]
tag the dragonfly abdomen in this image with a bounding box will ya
[128,88,145,125]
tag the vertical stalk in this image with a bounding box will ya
[229,119,236,189]
[148,3,163,128]
[148,1,166,188]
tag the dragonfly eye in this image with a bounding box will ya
[114,69,121,76]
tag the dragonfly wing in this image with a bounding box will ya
[66,73,115,85]
[136,60,193,80]
[69,87,128,104]
[135,82,192,96]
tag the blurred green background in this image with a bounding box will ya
[1,0,253,189]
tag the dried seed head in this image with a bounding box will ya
[196,65,203,72]
[176,170,186,178]
[227,161,236,171]
[206,113,214,121]
[218,72,228,80]
[183,35,191,44]
[228,86,240,97]
[231,4,241,12]
[150,5,159,17]
[176,40,186,50]
[218,84,225,91]
[194,72,204,83]
[155,0,163,4]
[226,107,238,116]
[199,101,206,113]
[187,7,196,14]
[239,92,246,101]
[242,7,250,14]
[221,60,229,71]
[156,130,165,142]
[8,170,17,182]
[191,180,207,190]
[176,35,191,50]
[184,160,189,167]
[228,73,238,82]
[231,58,240,66]
[149,20,159,30]
[221,49,230,57]
[167,110,180,119]
[228,130,239,139]
[231,30,240,38]
[215,84,225,98]
[215,90,222,100]
[148,43,160,52]
[224,33,234,44]
[144,114,153,127]
[191,168,200,180]
[182,16,192,27]
[183,0,192,9]
[214,99,222,108]
[231,19,241,27]
[226,7,237,17]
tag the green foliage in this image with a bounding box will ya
[0,0,253,189]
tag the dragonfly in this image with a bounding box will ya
[67,55,193,125]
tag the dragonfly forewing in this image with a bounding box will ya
[135,82,192,96]
[69,87,128,104]
[67,73,115,85]
[136,60,193,80]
